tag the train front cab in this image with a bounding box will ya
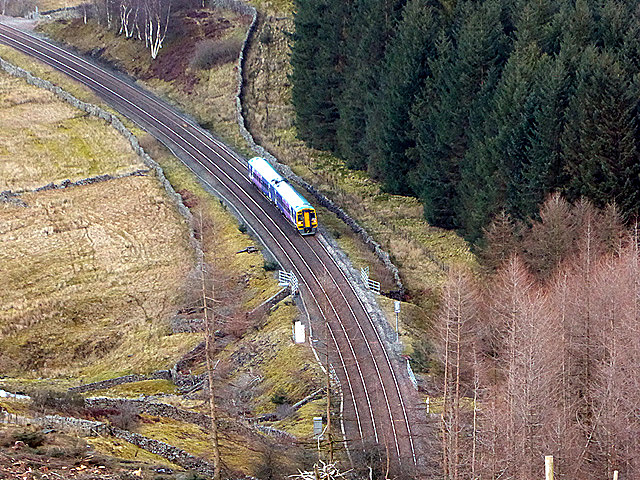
[297,208,317,235]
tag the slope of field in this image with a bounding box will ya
[0,48,325,478]
[0,69,197,378]
[0,74,145,191]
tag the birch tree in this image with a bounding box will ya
[143,0,171,59]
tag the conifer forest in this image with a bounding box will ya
[291,0,640,478]
[290,0,640,243]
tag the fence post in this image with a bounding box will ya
[613,470,619,480]
[545,456,554,480]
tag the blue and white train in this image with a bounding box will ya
[248,157,318,235]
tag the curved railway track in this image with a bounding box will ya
[0,22,427,476]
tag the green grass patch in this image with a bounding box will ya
[87,435,179,468]
[274,398,326,438]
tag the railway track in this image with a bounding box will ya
[0,21,427,476]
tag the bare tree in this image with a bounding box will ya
[435,267,479,480]
[198,210,221,480]
[119,0,140,37]
[143,0,171,59]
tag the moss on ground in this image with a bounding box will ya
[137,415,263,476]
[274,398,326,439]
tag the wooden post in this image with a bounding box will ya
[545,456,554,480]
[426,396,430,414]
[613,470,619,480]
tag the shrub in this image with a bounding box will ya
[30,389,84,415]
[2,0,36,16]
[107,403,140,430]
[263,260,279,271]
[14,431,45,448]
[259,25,273,45]
[189,38,243,70]
[270,388,289,405]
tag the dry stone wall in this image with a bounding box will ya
[0,409,107,436]
[69,371,172,394]
[86,397,210,429]
[0,407,219,478]
[111,427,218,477]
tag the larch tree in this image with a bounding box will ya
[435,267,479,480]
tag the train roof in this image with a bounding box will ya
[249,156,284,184]
[249,157,314,211]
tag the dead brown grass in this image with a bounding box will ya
[0,175,196,377]
[0,73,145,192]
[0,71,196,378]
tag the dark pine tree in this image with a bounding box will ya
[366,0,441,195]
[335,0,407,169]
[521,57,569,216]
[410,0,510,229]
[561,48,640,216]
[290,0,350,152]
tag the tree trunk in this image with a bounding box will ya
[200,211,222,480]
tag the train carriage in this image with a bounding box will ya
[247,157,317,235]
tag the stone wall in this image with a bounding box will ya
[245,287,289,323]
[86,396,296,443]
[31,5,86,20]
[0,409,107,436]
[111,427,218,477]
[86,397,211,429]
[0,407,219,478]
[69,371,172,394]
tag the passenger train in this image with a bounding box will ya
[247,157,318,235]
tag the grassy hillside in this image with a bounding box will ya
[0,35,326,477]
[33,1,476,371]
[42,7,253,155]
[242,9,475,305]
[0,75,145,191]
[0,70,197,378]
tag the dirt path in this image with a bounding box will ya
[0,16,37,31]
